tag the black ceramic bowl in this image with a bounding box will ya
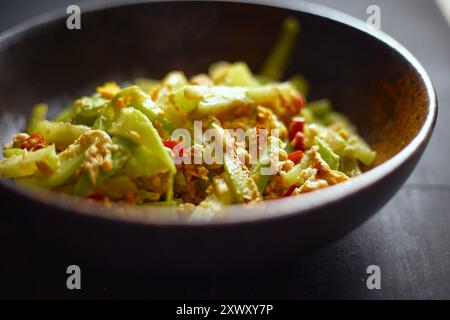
[0,0,437,273]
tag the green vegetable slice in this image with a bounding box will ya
[283,153,311,188]
[3,148,25,158]
[221,62,260,87]
[106,108,176,200]
[110,86,174,134]
[211,120,261,204]
[31,120,90,150]
[27,104,48,134]
[349,135,377,166]
[0,145,58,179]
[306,99,332,118]
[260,17,301,81]
[190,176,234,221]
[74,138,130,196]
[19,131,111,189]
[314,136,340,170]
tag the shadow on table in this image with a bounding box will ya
[0,221,383,300]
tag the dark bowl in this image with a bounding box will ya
[0,0,437,274]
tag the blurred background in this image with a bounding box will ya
[0,0,449,299]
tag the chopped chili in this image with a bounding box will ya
[289,117,305,140]
[291,131,305,151]
[283,185,297,198]
[288,150,304,164]
[21,133,46,151]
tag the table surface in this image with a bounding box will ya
[0,0,449,299]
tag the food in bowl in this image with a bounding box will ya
[0,18,376,213]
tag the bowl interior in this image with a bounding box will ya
[0,0,431,201]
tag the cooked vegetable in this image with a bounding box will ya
[306,99,332,118]
[251,136,285,193]
[283,153,311,188]
[190,176,234,221]
[3,148,25,158]
[289,74,310,96]
[0,145,58,178]
[27,104,48,133]
[30,121,90,150]
[260,16,301,80]
[211,120,261,203]
[350,135,377,166]
[19,130,115,189]
[0,17,376,220]
[74,137,130,196]
[315,136,340,170]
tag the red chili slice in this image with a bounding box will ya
[288,150,304,164]
[283,185,297,198]
[289,117,305,140]
[21,133,46,151]
[292,93,305,113]
[290,131,305,151]
[163,140,184,157]
[163,140,179,149]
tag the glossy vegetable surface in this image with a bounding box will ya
[0,17,376,216]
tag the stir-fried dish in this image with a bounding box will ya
[0,18,376,215]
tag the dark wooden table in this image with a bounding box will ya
[0,0,449,299]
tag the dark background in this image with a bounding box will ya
[0,0,449,299]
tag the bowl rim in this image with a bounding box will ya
[0,0,438,227]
